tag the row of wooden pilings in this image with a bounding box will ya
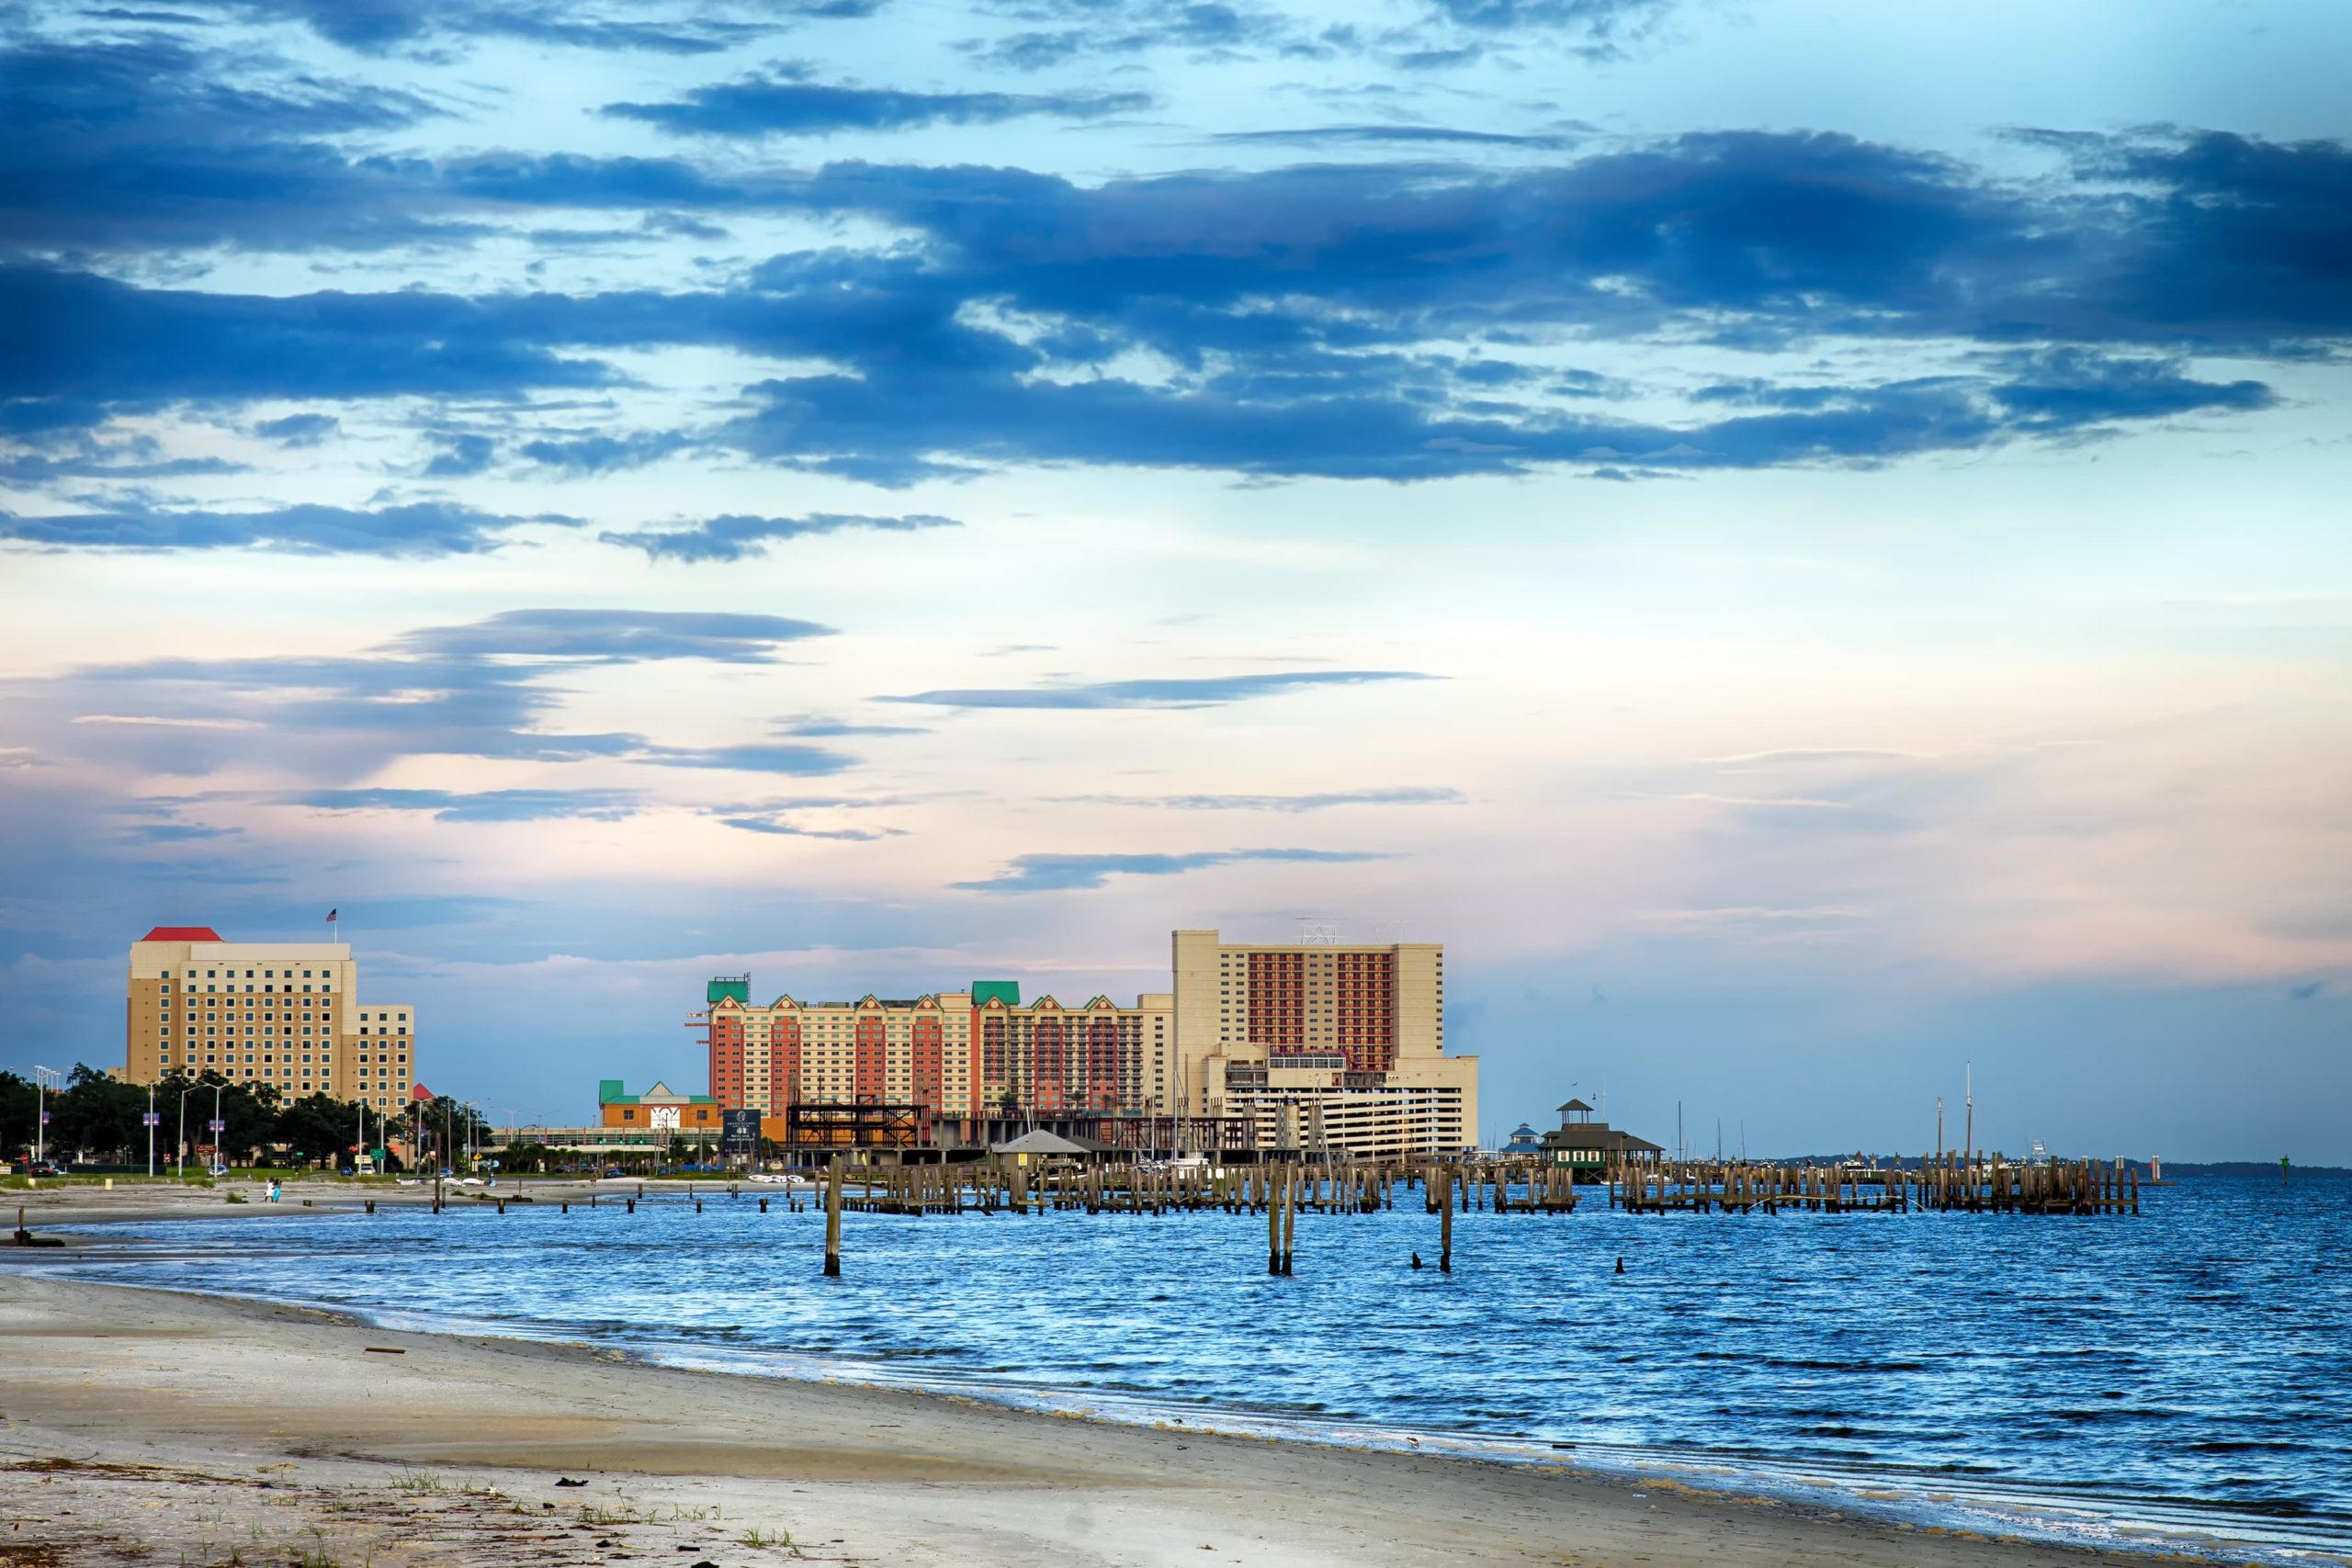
[392,1151,2138,1279]
[1606,1155,2142,1215]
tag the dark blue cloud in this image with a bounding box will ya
[9,122,2345,479]
[391,608,831,663]
[962,1,1294,71]
[254,412,341,446]
[423,432,499,477]
[879,671,1439,709]
[277,787,645,821]
[517,431,691,474]
[714,814,899,840]
[0,36,458,256]
[774,716,929,737]
[953,846,1388,893]
[205,0,794,55]
[600,512,960,562]
[1211,125,1574,148]
[605,75,1151,136]
[0,500,563,556]
[119,822,242,844]
[636,743,855,776]
[0,269,615,428]
[1423,0,1670,42]
[7,610,845,782]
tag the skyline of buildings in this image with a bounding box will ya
[696,928,1476,1157]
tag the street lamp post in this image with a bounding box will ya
[176,1085,197,1182]
[209,1082,224,1176]
[33,1065,61,1168]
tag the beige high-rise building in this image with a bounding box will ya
[124,926,419,1111]
[1171,928,1476,1157]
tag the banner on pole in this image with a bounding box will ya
[208,1119,226,1132]
[141,1112,161,1126]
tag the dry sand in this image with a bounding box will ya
[0,1183,2244,1568]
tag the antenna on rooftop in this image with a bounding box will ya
[1297,916,1340,947]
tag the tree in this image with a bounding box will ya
[53,1065,146,1162]
[276,1092,357,1168]
[0,1071,34,1159]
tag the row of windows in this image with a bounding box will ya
[179,1050,403,1064]
[162,967,338,979]
[164,983,334,995]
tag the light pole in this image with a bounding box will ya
[209,1081,224,1175]
[33,1065,61,1168]
[145,1084,155,1179]
[177,1084,197,1182]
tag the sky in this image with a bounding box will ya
[2,0,2348,1160]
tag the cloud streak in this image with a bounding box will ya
[881,671,1440,709]
[600,512,961,563]
[953,846,1390,892]
[604,75,1152,136]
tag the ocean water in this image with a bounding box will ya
[51,1172,2352,1561]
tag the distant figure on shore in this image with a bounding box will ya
[268,1179,281,1203]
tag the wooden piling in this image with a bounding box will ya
[823,1155,843,1277]
[1439,1167,1453,1272]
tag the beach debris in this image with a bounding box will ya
[556,1477,588,1487]
[363,1347,405,1355]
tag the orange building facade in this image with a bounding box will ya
[696,979,1172,1134]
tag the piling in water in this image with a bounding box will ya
[823,1155,844,1278]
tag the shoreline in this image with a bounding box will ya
[2,1182,2307,1567]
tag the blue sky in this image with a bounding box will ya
[3,0,2348,1158]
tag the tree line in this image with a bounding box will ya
[0,1063,491,1170]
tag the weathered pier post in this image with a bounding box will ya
[1281,1165,1297,1275]
[1439,1167,1454,1273]
[822,1154,843,1278]
[1267,1163,1283,1275]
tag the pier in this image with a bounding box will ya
[467,1149,2140,1227]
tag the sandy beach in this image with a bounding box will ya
[1,1184,2242,1568]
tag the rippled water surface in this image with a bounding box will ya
[58,1172,2352,1557]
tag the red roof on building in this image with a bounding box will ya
[141,926,223,942]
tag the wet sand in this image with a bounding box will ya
[1,1185,2240,1568]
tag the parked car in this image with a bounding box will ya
[15,1159,66,1178]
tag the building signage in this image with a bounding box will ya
[722,1109,762,1156]
[650,1106,681,1130]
